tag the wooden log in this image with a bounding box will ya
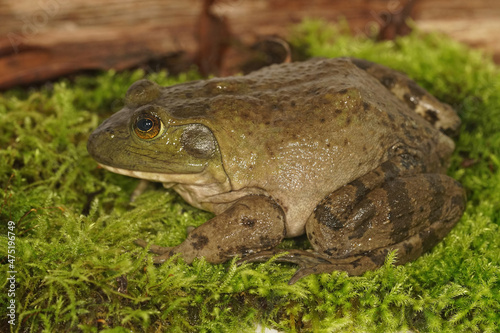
[414,0,500,62]
[0,0,499,90]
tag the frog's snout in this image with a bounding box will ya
[87,128,101,159]
[87,118,117,159]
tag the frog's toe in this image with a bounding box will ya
[239,249,327,265]
[287,261,354,285]
[239,249,339,284]
[134,239,148,249]
[135,239,172,255]
[135,238,148,249]
[152,252,172,264]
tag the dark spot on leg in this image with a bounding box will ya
[348,198,376,239]
[403,241,414,255]
[190,233,209,250]
[381,75,396,89]
[314,204,344,229]
[386,179,413,243]
[363,102,370,111]
[258,235,273,248]
[442,127,457,137]
[399,153,422,171]
[419,228,440,253]
[381,159,401,181]
[425,109,439,125]
[350,179,368,198]
[367,249,389,267]
[402,127,416,142]
[404,93,418,109]
[406,80,426,99]
[451,193,465,211]
[425,175,445,223]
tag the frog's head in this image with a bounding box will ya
[87,80,222,182]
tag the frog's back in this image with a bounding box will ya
[159,58,452,236]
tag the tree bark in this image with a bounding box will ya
[0,0,498,89]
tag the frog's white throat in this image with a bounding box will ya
[97,163,236,210]
[98,163,227,187]
[97,163,273,216]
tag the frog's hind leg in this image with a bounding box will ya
[301,172,465,280]
[135,239,172,255]
[242,155,465,284]
[350,57,461,136]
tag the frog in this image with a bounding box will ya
[87,57,466,284]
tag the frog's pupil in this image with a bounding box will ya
[137,118,153,132]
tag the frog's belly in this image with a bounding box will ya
[267,146,396,237]
[282,200,315,237]
[275,187,336,238]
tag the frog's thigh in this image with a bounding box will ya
[350,58,461,135]
[306,173,465,274]
[159,195,286,264]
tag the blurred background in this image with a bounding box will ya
[1,0,499,90]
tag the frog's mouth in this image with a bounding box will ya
[97,163,222,187]
[98,163,178,182]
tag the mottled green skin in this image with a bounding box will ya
[88,58,465,282]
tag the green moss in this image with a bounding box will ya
[1,20,499,332]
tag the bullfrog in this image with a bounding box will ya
[87,57,466,284]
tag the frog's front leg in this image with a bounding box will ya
[139,195,286,264]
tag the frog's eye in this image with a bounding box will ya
[133,114,164,140]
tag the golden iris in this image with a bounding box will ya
[133,115,163,139]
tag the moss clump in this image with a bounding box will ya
[1,20,499,332]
